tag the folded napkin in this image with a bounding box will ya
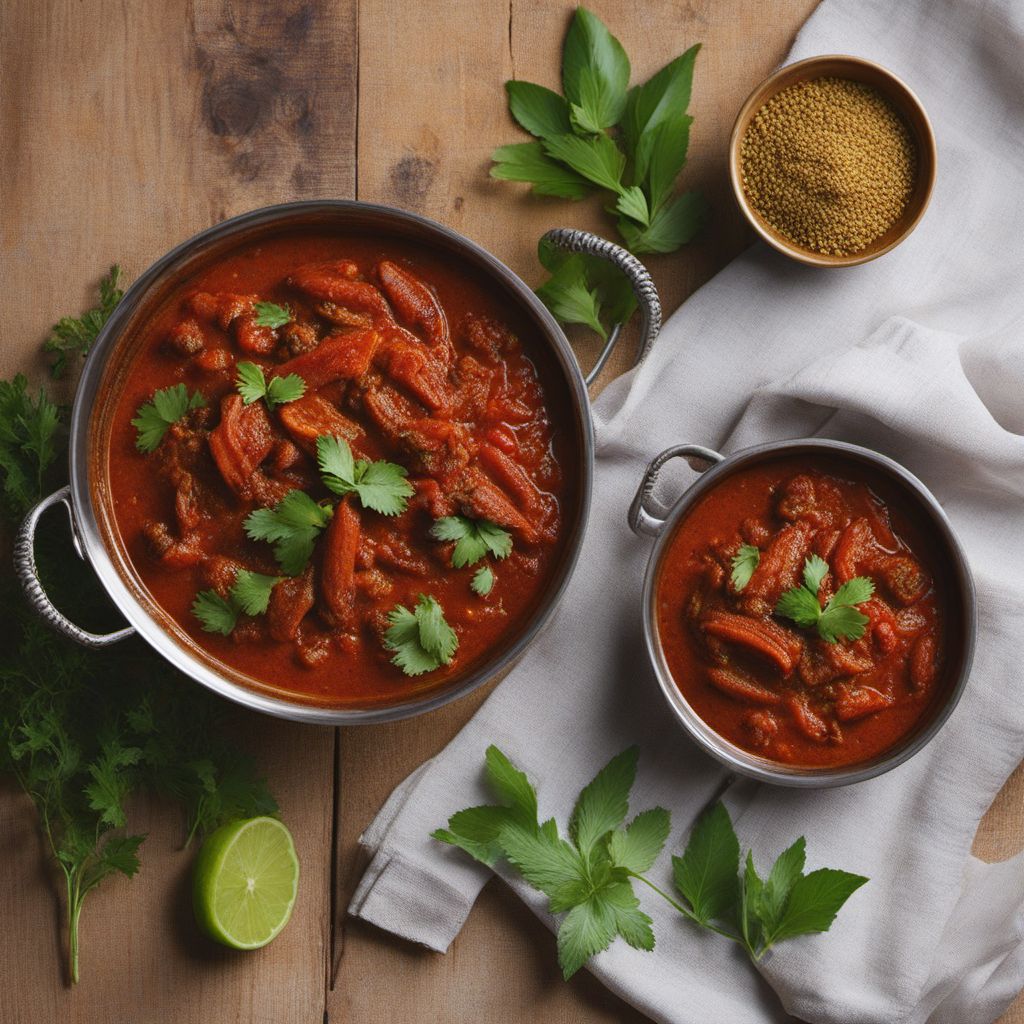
[349,0,1024,1020]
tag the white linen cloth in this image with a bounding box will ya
[348,0,1024,1019]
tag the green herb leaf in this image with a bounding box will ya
[831,576,875,608]
[235,361,306,411]
[671,801,740,925]
[740,849,765,953]
[618,191,706,254]
[535,254,607,339]
[45,266,123,378]
[431,515,513,568]
[432,805,514,867]
[607,807,671,873]
[542,132,626,193]
[252,301,292,329]
[568,746,637,857]
[490,142,592,200]
[756,837,806,936]
[244,489,333,576]
[131,384,206,453]
[0,374,62,516]
[762,868,869,947]
[230,570,283,616]
[384,595,458,676]
[316,435,414,516]
[485,744,538,822]
[775,585,823,629]
[776,556,875,643]
[505,81,573,140]
[640,114,693,212]
[556,899,617,980]
[471,565,494,596]
[561,7,630,131]
[537,238,637,330]
[818,603,871,644]
[614,184,650,226]
[730,544,760,592]
[803,554,830,597]
[191,590,239,636]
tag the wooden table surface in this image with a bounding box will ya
[2,2,1022,1022]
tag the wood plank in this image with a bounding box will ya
[0,1,355,1021]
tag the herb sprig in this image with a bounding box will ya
[384,595,459,676]
[775,555,875,643]
[45,265,124,378]
[235,361,306,411]
[252,301,292,329]
[131,384,207,452]
[492,10,705,338]
[317,435,414,517]
[244,490,334,576]
[435,746,867,979]
[192,570,283,636]
[431,515,513,568]
[730,544,760,592]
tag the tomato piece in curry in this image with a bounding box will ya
[105,232,576,708]
[655,456,949,768]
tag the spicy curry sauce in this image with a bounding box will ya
[105,231,577,707]
[656,456,950,767]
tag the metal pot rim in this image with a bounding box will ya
[64,200,602,725]
[635,437,977,788]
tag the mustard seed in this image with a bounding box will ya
[740,77,916,257]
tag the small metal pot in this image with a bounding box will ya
[628,439,976,787]
[15,200,662,726]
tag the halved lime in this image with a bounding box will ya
[193,817,300,949]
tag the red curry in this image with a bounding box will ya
[105,232,575,707]
[656,456,948,767]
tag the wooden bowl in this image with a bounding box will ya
[728,54,936,268]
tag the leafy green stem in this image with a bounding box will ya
[627,869,743,943]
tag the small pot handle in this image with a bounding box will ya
[14,485,136,648]
[628,444,726,538]
[541,228,663,386]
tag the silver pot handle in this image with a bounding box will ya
[541,228,663,386]
[628,444,725,538]
[14,485,136,648]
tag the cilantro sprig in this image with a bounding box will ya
[252,301,292,329]
[775,555,875,644]
[131,384,207,452]
[235,361,306,411]
[244,490,333,576]
[730,544,760,592]
[492,10,705,339]
[45,265,123,378]
[316,435,414,516]
[471,566,495,597]
[384,595,459,676]
[431,515,513,568]
[435,746,867,979]
[191,569,283,635]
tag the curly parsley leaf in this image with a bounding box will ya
[471,565,495,596]
[730,544,760,592]
[316,435,414,517]
[776,556,874,643]
[244,489,333,576]
[384,595,458,676]
[431,515,513,569]
[235,361,306,411]
[252,301,292,329]
[45,266,123,378]
[131,384,206,453]
[0,374,62,515]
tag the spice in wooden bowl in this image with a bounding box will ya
[740,78,916,257]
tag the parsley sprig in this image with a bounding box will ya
[316,435,414,516]
[730,543,760,592]
[435,746,867,979]
[45,265,123,378]
[252,301,292,329]
[492,10,705,338]
[384,595,459,676]
[244,490,334,576]
[131,384,207,452]
[192,569,283,636]
[235,361,306,411]
[775,555,875,644]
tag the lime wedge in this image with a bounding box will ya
[193,817,299,949]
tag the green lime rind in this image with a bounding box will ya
[192,816,300,950]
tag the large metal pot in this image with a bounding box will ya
[15,200,662,726]
[628,439,976,787]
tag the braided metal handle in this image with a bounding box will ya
[541,228,662,386]
[14,485,135,648]
[628,444,725,538]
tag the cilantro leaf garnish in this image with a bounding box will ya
[435,747,867,979]
[252,301,292,329]
[131,384,206,452]
[775,556,875,643]
[235,361,306,411]
[383,594,458,676]
[730,544,760,592]
[45,265,123,378]
[431,515,513,568]
[244,490,333,576]
[471,565,494,596]
[191,569,283,634]
[316,435,414,516]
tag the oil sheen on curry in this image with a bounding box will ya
[106,232,574,707]
[656,457,948,768]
